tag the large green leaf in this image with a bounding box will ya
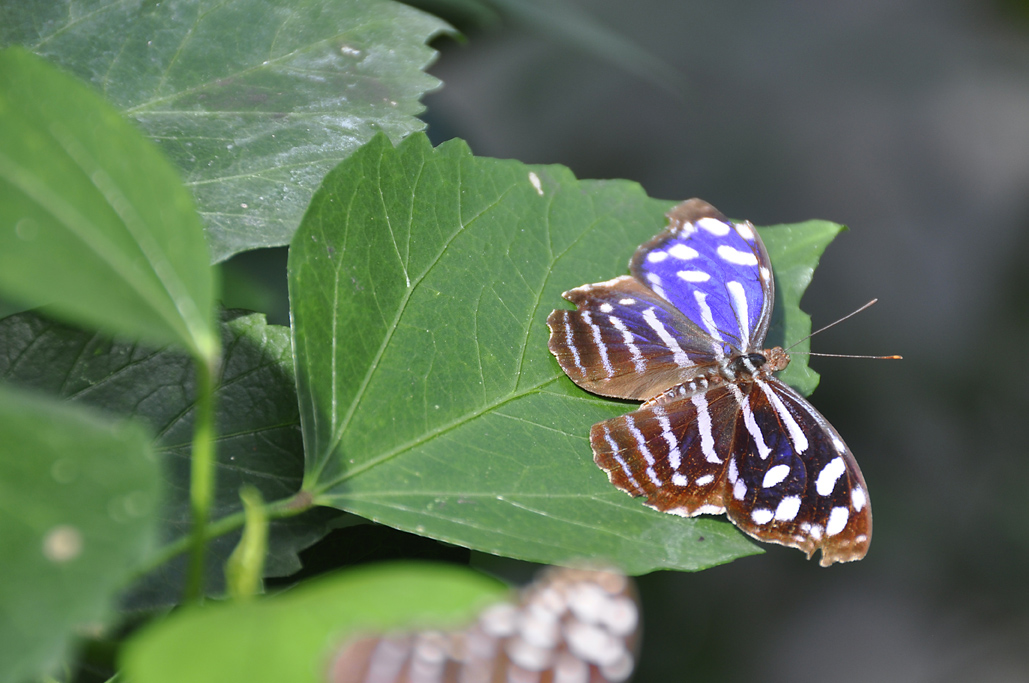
[0,385,160,682]
[121,562,507,683]
[0,310,339,607]
[0,0,451,262]
[289,133,842,573]
[0,47,217,360]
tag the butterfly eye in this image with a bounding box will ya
[547,199,872,566]
[327,568,640,683]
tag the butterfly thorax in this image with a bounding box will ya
[723,346,790,381]
[643,346,791,409]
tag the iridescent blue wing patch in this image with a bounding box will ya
[630,199,772,354]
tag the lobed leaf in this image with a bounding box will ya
[0,0,452,262]
[289,133,842,573]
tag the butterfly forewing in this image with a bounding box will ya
[328,568,640,683]
[630,199,773,352]
[548,197,873,566]
[547,275,723,401]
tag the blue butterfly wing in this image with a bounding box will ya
[630,199,773,354]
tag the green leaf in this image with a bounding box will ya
[759,220,845,395]
[0,310,339,606]
[121,562,507,683]
[0,0,452,263]
[289,134,840,573]
[0,385,160,683]
[0,47,218,361]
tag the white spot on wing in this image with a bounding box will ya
[696,217,731,236]
[695,504,724,515]
[832,434,847,454]
[735,221,756,240]
[852,486,867,512]
[599,303,613,313]
[677,270,710,282]
[618,298,636,305]
[751,508,774,525]
[645,273,667,300]
[815,457,846,496]
[762,464,791,488]
[528,171,544,195]
[826,506,850,536]
[717,245,759,266]
[774,495,802,521]
[646,251,669,263]
[733,479,747,500]
[672,473,689,486]
[668,243,699,259]
[695,474,714,486]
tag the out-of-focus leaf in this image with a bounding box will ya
[0,0,452,262]
[121,562,506,683]
[0,385,160,682]
[0,310,339,606]
[0,47,217,360]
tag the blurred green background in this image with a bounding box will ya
[224,1,1029,681]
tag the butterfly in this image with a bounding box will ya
[327,567,640,683]
[546,199,871,566]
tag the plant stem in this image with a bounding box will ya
[184,355,218,602]
[130,492,314,584]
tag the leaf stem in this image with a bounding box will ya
[131,493,313,586]
[184,355,218,602]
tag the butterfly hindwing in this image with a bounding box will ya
[630,199,773,352]
[590,384,735,516]
[724,377,871,565]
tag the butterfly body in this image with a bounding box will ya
[547,199,871,566]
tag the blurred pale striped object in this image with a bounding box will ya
[328,567,640,683]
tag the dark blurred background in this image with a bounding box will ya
[397,1,1029,681]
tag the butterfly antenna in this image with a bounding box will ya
[787,299,902,360]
